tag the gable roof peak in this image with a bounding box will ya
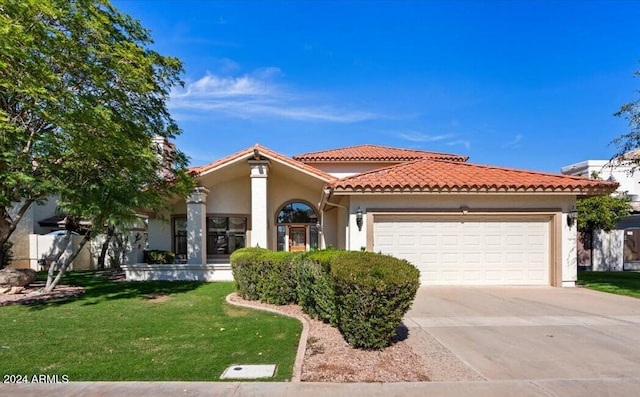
[190,143,335,182]
[293,143,468,163]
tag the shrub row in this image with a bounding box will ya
[230,247,420,349]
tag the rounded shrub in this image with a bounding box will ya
[331,251,420,349]
[296,249,342,324]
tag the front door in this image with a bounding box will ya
[289,227,307,252]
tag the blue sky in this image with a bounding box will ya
[113,0,640,172]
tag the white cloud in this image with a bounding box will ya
[447,140,471,150]
[399,131,456,142]
[176,73,272,97]
[214,58,240,73]
[252,67,282,79]
[170,69,382,123]
[502,134,523,149]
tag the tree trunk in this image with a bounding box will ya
[44,233,90,293]
[44,232,73,290]
[0,200,35,267]
[97,226,115,270]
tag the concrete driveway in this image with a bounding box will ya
[404,286,640,381]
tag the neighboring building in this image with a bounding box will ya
[9,196,146,271]
[562,155,640,271]
[143,144,614,287]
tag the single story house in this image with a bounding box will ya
[143,144,616,287]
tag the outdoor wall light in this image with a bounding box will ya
[356,206,363,231]
[567,208,578,228]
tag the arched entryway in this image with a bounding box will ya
[276,201,319,252]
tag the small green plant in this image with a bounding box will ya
[144,250,175,264]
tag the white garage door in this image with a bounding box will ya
[373,216,550,286]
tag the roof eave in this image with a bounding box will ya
[330,186,618,195]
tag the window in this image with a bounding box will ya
[276,201,319,252]
[277,202,318,224]
[207,216,246,256]
[173,216,247,259]
[173,217,187,262]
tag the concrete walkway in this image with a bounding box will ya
[3,378,640,396]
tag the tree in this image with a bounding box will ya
[577,195,631,232]
[613,64,640,161]
[0,0,194,290]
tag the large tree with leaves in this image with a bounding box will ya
[614,65,640,160]
[577,195,631,232]
[0,0,194,290]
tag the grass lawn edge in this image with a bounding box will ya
[577,271,640,299]
[225,293,309,383]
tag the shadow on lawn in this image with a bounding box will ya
[26,271,208,310]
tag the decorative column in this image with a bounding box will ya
[187,186,209,264]
[249,160,269,248]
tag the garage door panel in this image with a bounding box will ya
[373,217,550,286]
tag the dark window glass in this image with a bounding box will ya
[277,202,317,224]
[174,217,187,262]
[206,216,246,255]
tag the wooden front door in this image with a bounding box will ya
[289,227,307,252]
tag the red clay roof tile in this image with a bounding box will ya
[293,144,468,163]
[331,159,618,194]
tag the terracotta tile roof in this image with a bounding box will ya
[293,144,468,163]
[331,159,618,194]
[191,144,335,182]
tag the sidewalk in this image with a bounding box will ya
[2,378,640,397]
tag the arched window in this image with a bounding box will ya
[276,201,319,252]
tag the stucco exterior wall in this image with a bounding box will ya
[321,208,338,249]
[207,176,251,214]
[147,214,172,251]
[592,229,624,271]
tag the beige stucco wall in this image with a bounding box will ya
[148,211,172,252]
[207,176,251,214]
[9,197,61,268]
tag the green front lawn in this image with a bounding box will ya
[0,272,301,381]
[577,271,640,298]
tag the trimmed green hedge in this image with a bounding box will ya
[331,251,420,349]
[230,248,299,304]
[230,247,420,349]
[296,250,341,325]
[230,247,270,301]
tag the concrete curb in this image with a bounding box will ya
[225,293,309,382]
